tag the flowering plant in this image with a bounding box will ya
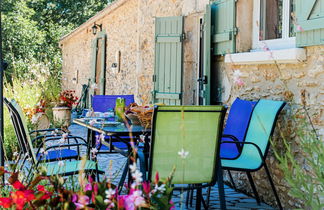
[56,90,78,108]
[0,163,174,210]
[23,99,47,120]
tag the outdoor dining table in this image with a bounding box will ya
[73,117,151,188]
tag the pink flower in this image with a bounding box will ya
[155,172,159,184]
[296,25,304,32]
[169,200,175,209]
[73,195,89,209]
[85,183,92,191]
[234,77,245,86]
[142,181,151,195]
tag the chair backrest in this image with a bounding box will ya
[149,105,226,185]
[92,95,135,112]
[4,98,37,164]
[220,98,257,159]
[241,99,285,163]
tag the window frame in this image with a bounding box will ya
[252,0,295,51]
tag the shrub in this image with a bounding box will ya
[273,114,324,209]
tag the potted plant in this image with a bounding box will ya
[52,90,78,126]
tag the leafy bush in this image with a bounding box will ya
[273,115,324,209]
[4,76,61,160]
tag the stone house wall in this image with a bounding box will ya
[60,0,323,208]
[220,45,324,208]
[60,0,209,105]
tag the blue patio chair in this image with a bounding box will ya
[92,95,135,153]
[220,99,285,210]
[221,98,257,159]
[187,98,257,207]
[4,98,104,180]
[7,99,84,162]
[92,95,135,112]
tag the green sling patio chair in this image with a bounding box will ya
[4,98,104,180]
[220,99,285,210]
[7,99,85,163]
[147,105,227,210]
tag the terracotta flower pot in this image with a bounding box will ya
[52,106,72,126]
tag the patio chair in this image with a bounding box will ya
[91,95,135,153]
[220,99,285,210]
[147,105,227,209]
[4,98,104,180]
[185,98,257,207]
[220,98,257,159]
[7,99,83,162]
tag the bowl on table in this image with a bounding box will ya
[125,113,141,125]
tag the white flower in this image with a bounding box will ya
[129,163,137,173]
[13,152,19,157]
[105,188,115,199]
[91,83,98,90]
[39,148,48,155]
[89,119,97,126]
[233,70,242,78]
[154,184,166,193]
[178,148,189,159]
[31,115,38,124]
[132,170,143,184]
[99,133,105,141]
[58,161,64,167]
[91,148,98,154]
[133,190,145,206]
[62,133,68,139]
[58,138,65,144]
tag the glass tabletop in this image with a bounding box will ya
[73,117,150,135]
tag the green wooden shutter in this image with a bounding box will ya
[90,32,107,98]
[153,16,184,105]
[202,5,212,105]
[211,0,236,55]
[296,0,324,47]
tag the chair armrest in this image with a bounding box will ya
[222,134,242,151]
[30,128,62,135]
[44,143,88,151]
[43,136,87,144]
[220,140,264,161]
[222,134,239,142]
[32,134,64,143]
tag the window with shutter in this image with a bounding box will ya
[296,0,324,47]
[153,16,183,105]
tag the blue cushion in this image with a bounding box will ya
[98,141,129,151]
[37,149,78,161]
[92,95,135,112]
[220,98,257,159]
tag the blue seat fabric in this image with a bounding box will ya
[220,98,257,159]
[37,149,78,161]
[92,95,135,152]
[92,95,135,112]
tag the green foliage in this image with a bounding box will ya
[2,0,112,159]
[273,116,324,209]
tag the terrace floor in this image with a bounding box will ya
[70,124,274,210]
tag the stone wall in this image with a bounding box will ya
[220,46,324,208]
[60,0,207,104]
[60,0,323,208]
